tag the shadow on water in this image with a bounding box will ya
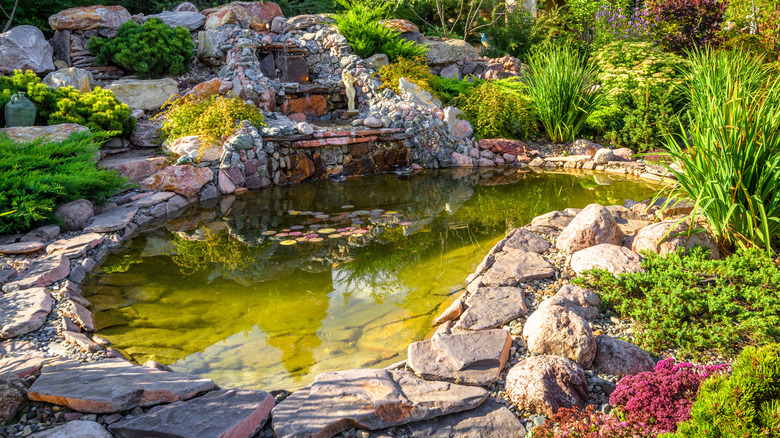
[81,168,657,391]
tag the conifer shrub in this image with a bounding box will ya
[575,247,780,360]
[156,94,265,142]
[587,42,687,152]
[333,0,427,62]
[0,70,135,135]
[454,78,537,140]
[87,18,194,79]
[610,359,729,432]
[429,76,481,106]
[0,131,129,233]
[672,343,780,437]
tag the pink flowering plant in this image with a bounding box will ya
[609,359,730,432]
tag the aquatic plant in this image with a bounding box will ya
[525,45,603,143]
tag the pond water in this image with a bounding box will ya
[81,169,656,392]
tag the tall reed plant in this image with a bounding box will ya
[525,45,604,143]
[659,49,780,252]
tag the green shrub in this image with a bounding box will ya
[0,131,129,233]
[87,18,194,79]
[480,7,545,62]
[157,94,266,143]
[333,0,427,62]
[378,57,435,96]
[574,247,780,360]
[0,70,135,135]
[429,76,481,106]
[588,41,688,152]
[525,44,603,143]
[659,49,780,251]
[453,78,537,140]
[672,343,780,437]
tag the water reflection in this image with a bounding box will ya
[82,169,657,391]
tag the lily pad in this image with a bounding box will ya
[261,231,276,236]
[289,231,303,236]
[309,237,324,242]
[353,210,370,215]
[277,233,290,237]
[341,205,354,209]
[315,214,329,219]
[280,240,297,245]
[318,228,337,234]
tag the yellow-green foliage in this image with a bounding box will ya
[0,70,135,135]
[454,78,537,140]
[379,57,435,96]
[157,94,265,142]
[88,18,194,79]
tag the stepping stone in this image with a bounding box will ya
[408,398,526,438]
[110,389,274,438]
[0,288,53,338]
[2,255,69,293]
[570,244,643,275]
[46,233,105,258]
[407,329,512,386]
[29,420,111,438]
[453,287,527,332]
[0,352,47,378]
[481,251,554,287]
[28,359,218,413]
[0,241,45,254]
[85,204,138,233]
[272,369,487,438]
[503,229,550,254]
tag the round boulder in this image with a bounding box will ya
[632,220,720,259]
[0,25,54,74]
[593,335,655,377]
[43,67,95,93]
[556,204,622,253]
[523,304,596,368]
[55,199,95,231]
[570,244,644,276]
[506,355,588,416]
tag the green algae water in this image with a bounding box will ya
[82,169,656,391]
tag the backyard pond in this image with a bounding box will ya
[81,169,656,392]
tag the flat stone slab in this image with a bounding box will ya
[28,359,218,413]
[3,255,69,292]
[85,204,138,233]
[407,329,511,386]
[272,368,487,438]
[0,241,45,254]
[0,352,47,378]
[131,191,175,208]
[570,244,643,276]
[481,251,555,287]
[46,233,105,257]
[0,288,53,338]
[29,420,111,438]
[110,389,274,438]
[408,398,526,438]
[503,229,550,254]
[453,287,527,332]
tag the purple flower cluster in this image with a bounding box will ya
[593,5,655,43]
[609,359,730,432]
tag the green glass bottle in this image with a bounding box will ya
[4,92,37,127]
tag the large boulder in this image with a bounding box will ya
[570,244,644,275]
[141,165,214,199]
[55,199,94,231]
[0,124,89,143]
[142,11,206,31]
[632,220,720,259]
[530,210,574,231]
[423,37,479,66]
[164,136,223,162]
[272,369,487,438]
[399,78,442,110]
[569,139,602,157]
[29,420,111,438]
[43,67,95,93]
[27,359,218,413]
[0,25,54,74]
[523,304,596,368]
[538,284,600,321]
[478,138,527,156]
[104,78,179,111]
[110,389,274,438]
[48,5,132,31]
[505,355,588,416]
[98,150,170,183]
[556,204,622,253]
[202,1,284,31]
[0,374,28,424]
[593,335,655,377]
[407,329,512,386]
[502,228,550,253]
[379,19,422,43]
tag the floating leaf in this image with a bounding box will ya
[341,205,354,209]
[295,237,306,242]
[280,240,297,245]
[353,210,370,215]
[315,214,329,219]
[261,231,276,236]
[318,228,337,234]
[305,234,318,238]
[289,231,303,236]
[399,221,413,226]
[277,233,290,237]
[309,237,324,242]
